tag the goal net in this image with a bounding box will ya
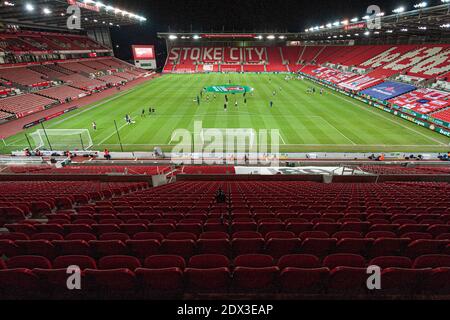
[30,129,93,150]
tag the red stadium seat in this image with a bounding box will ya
[323,254,366,269]
[328,267,369,293]
[278,254,321,269]
[234,254,274,268]
[53,255,97,269]
[279,267,329,293]
[232,266,279,291]
[369,256,412,269]
[6,255,52,269]
[98,255,141,270]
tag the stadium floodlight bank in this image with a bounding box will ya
[30,129,93,151]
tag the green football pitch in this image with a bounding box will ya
[1,73,449,153]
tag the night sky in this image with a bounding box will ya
[108,0,402,62]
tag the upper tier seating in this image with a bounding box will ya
[58,74,106,91]
[60,62,98,74]
[28,65,68,79]
[0,32,108,53]
[0,67,50,87]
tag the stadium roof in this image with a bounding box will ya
[0,0,147,31]
[303,3,450,41]
[158,3,450,43]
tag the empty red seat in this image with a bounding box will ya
[413,254,450,268]
[65,233,97,241]
[279,267,329,293]
[185,267,230,292]
[403,232,433,240]
[335,238,373,255]
[265,231,296,240]
[199,232,229,240]
[323,254,366,269]
[0,269,41,297]
[176,223,202,235]
[161,239,195,258]
[31,233,64,241]
[404,240,449,258]
[428,225,450,237]
[166,232,197,241]
[341,222,371,233]
[314,223,341,235]
[422,268,450,294]
[93,224,121,235]
[35,224,64,235]
[135,267,184,292]
[120,224,148,235]
[53,240,91,256]
[369,256,412,269]
[89,240,128,257]
[15,240,56,259]
[126,240,160,259]
[301,238,337,257]
[196,239,231,256]
[332,231,362,240]
[98,255,141,270]
[398,224,429,236]
[53,255,97,269]
[148,223,175,236]
[370,238,410,258]
[278,254,321,269]
[84,269,137,293]
[188,254,230,269]
[380,268,432,294]
[63,224,93,234]
[299,231,329,240]
[6,255,52,269]
[5,224,37,236]
[144,255,185,269]
[234,254,274,268]
[266,238,302,258]
[286,222,314,234]
[232,266,279,291]
[0,232,29,241]
[328,267,369,293]
[232,238,265,256]
[133,232,164,241]
[258,222,285,236]
[232,231,262,239]
[231,222,258,233]
[366,231,397,239]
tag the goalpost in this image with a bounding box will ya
[30,129,93,150]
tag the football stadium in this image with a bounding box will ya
[0,0,450,305]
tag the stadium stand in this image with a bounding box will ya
[58,74,106,91]
[0,67,51,87]
[388,88,450,114]
[36,86,88,103]
[0,93,57,117]
[1,179,449,298]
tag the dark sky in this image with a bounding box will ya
[109,0,400,61]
